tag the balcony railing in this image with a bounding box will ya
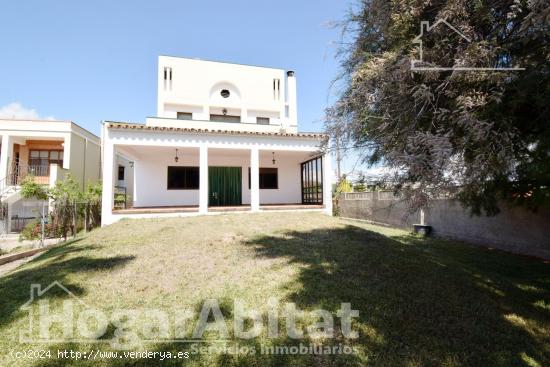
[9,164,51,185]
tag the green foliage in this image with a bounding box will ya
[328,0,550,215]
[19,220,41,241]
[18,174,103,240]
[353,173,368,192]
[19,175,48,200]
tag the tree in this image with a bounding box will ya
[327,0,550,215]
[354,173,368,192]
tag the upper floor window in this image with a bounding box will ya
[257,117,270,125]
[177,112,192,120]
[163,67,172,91]
[29,150,63,167]
[273,79,280,100]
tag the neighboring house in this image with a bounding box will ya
[101,56,332,225]
[0,118,101,234]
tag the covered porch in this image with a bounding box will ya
[101,125,331,225]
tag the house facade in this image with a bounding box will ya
[101,56,332,225]
[0,118,101,234]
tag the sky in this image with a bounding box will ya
[0,0,366,175]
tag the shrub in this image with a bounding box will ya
[19,220,41,241]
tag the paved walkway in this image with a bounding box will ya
[0,252,43,277]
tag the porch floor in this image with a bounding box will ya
[112,204,324,215]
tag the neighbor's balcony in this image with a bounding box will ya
[9,164,54,185]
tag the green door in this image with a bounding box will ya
[208,167,242,206]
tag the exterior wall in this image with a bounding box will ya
[68,132,101,189]
[132,150,303,208]
[116,155,134,202]
[155,56,297,132]
[339,192,550,259]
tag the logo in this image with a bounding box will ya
[411,19,525,72]
[19,282,360,351]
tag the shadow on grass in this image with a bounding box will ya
[0,238,134,330]
[240,224,550,366]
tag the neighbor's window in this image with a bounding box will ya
[177,112,192,120]
[248,167,278,189]
[118,166,125,181]
[29,150,63,167]
[167,166,199,190]
[256,117,270,125]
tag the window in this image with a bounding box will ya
[29,150,63,167]
[163,67,172,90]
[118,166,125,181]
[301,156,323,204]
[220,89,230,98]
[167,166,199,190]
[248,168,278,189]
[210,114,241,123]
[273,79,280,100]
[177,112,192,120]
[256,117,270,125]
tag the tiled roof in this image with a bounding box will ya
[105,121,327,139]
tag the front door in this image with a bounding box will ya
[208,167,242,206]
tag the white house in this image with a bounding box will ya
[0,118,101,234]
[101,56,331,225]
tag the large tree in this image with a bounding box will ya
[327,0,550,215]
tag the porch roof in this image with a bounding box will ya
[105,121,327,139]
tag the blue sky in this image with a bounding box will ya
[0,0,349,133]
[0,0,370,176]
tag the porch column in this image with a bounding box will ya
[0,135,13,180]
[101,139,116,226]
[199,145,208,214]
[250,147,260,212]
[322,153,333,215]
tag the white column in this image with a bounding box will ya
[101,138,116,226]
[199,145,208,214]
[0,135,13,179]
[250,147,260,212]
[322,153,333,215]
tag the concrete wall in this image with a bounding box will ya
[339,192,550,259]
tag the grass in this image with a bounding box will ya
[0,212,548,366]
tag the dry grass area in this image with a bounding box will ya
[0,212,548,366]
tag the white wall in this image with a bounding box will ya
[132,149,304,207]
[155,56,297,132]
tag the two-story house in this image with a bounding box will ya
[101,56,331,225]
[0,118,101,233]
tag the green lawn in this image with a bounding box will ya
[0,212,548,366]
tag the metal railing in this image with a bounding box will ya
[0,164,51,198]
[114,186,127,209]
